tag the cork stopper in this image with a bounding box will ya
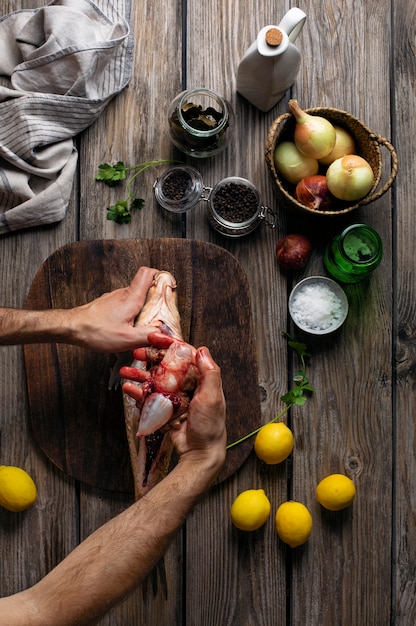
[265,28,283,47]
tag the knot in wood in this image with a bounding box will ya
[345,455,363,476]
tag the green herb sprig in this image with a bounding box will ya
[96,159,179,224]
[226,333,314,450]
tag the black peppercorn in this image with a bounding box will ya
[154,165,204,213]
[212,182,259,223]
[161,169,192,201]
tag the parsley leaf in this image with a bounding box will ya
[106,200,132,224]
[280,334,314,408]
[131,197,145,210]
[96,162,128,186]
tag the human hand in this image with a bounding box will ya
[69,267,160,352]
[122,340,227,478]
[170,346,227,476]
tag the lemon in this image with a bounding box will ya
[0,465,37,512]
[316,473,356,511]
[275,501,313,548]
[254,422,294,464]
[230,489,271,531]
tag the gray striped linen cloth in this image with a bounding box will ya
[0,0,133,234]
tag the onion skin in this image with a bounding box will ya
[318,126,356,165]
[326,155,374,201]
[276,234,312,270]
[274,141,319,185]
[289,99,336,160]
[295,175,338,211]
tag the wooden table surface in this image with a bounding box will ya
[0,0,414,624]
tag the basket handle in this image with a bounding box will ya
[359,134,398,206]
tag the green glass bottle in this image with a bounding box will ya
[324,224,383,283]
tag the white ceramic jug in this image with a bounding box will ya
[236,8,306,112]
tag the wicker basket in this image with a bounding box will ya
[265,107,398,216]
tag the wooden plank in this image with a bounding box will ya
[0,0,82,603]
[74,1,186,623]
[287,1,394,625]
[79,0,184,243]
[183,0,394,624]
[0,222,80,592]
[392,0,416,623]
[183,1,290,624]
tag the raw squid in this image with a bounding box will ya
[120,270,199,500]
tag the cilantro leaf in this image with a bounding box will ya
[283,333,310,357]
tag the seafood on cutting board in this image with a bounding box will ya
[120,270,199,500]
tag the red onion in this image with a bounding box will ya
[295,175,338,211]
[276,234,312,270]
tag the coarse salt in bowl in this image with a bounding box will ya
[288,276,348,335]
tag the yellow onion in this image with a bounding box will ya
[319,126,356,165]
[289,99,336,160]
[274,141,319,185]
[326,155,374,201]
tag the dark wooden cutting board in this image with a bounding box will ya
[23,239,260,493]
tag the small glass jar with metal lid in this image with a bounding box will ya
[154,167,276,237]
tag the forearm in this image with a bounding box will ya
[0,307,77,346]
[1,454,223,626]
[0,301,159,352]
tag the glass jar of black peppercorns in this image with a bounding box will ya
[154,167,276,237]
[153,165,204,213]
[206,177,276,237]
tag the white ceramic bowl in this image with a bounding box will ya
[288,276,348,335]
